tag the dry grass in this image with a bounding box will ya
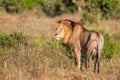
[0,10,120,80]
[0,44,119,80]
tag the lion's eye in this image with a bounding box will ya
[60,28,63,30]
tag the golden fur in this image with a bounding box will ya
[55,19,104,73]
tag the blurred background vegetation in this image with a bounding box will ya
[0,0,120,19]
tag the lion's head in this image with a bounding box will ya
[55,19,73,44]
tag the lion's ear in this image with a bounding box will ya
[57,19,74,27]
[64,20,71,25]
[63,20,74,28]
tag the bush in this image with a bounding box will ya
[42,0,78,17]
[74,0,120,23]
[0,30,27,48]
[102,33,120,59]
[92,0,120,19]
[1,0,44,13]
[1,0,120,20]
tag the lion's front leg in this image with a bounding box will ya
[74,48,81,70]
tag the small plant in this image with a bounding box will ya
[0,30,27,48]
[103,33,120,59]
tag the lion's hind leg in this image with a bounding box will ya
[85,40,97,69]
[94,41,102,73]
[94,50,101,73]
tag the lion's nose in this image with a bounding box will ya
[55,33,57,36]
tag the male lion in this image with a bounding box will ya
[55,19,104,73]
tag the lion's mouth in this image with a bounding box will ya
[55,35,64,41]
[55,36,61,40]
[54,33,64,41]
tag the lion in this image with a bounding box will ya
[55,19,104,73]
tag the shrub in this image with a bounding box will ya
[1,0,120,20]
[74,0,120,23]
[42,0,78,17]
[102,33,120,59]
[1,0,44,13]
[0,30,27,48]
[93,0,120,19]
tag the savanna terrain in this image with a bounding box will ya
[0,0,120,80]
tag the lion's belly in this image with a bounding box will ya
[80,39,87,48]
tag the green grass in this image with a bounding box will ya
[0,30,27,48]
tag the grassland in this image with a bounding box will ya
[0,10,120,80]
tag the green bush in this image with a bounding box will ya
[92,0,120,19]
[74,0,120,23]
[42,0,78,17]
[1,0,120,19]
[1,0,44,13]
[102,33,120,59]
[0,31,27,48]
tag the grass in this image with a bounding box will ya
[0,11,120,80]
